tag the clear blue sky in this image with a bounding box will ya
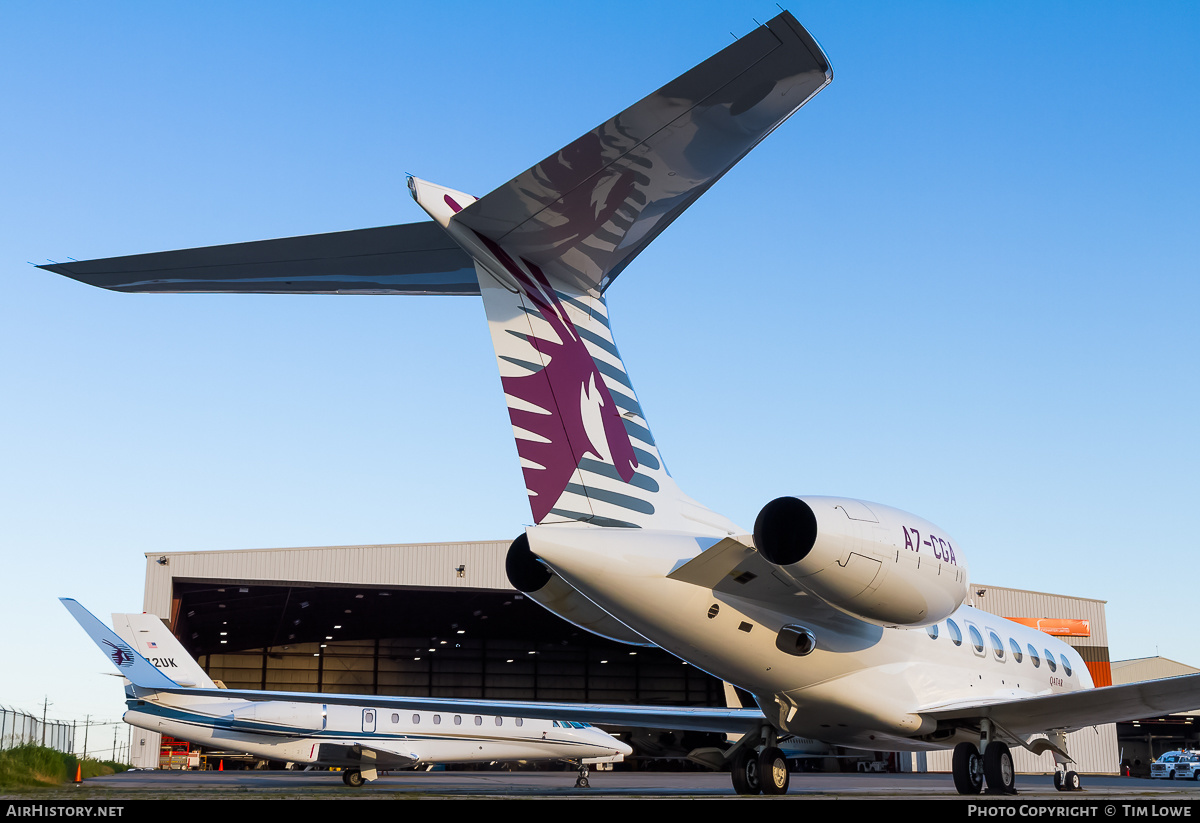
[2,1,1197,734]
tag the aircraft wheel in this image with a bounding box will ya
[758,747,790,795]
[730,748,762,795]
[343,769,364,787]
[1064,770,1081,791]
[983,741,1016,794]
[952,742,983,795]
[1053,770,1064,791]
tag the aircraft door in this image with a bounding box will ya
[362,709,376,733]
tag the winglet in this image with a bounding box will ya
[60,598,180,689]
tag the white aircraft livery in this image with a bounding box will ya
[43,12,1200,795]
[64,599,633,786]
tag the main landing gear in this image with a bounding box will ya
[342,769,365,787]
[953,718,1017,795]
[953,740,1016,795]
[725,725,791,796]
[952,722,1083,795]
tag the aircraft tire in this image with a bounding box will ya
[343,769,364,788]
[1054,770,1064,791]
[983,741,1016,794]
[758,747,790,795]
[952,742,983,795]
[730,748,762,795]
[1064,770,1081,791]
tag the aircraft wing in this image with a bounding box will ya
[150,686,768,734]
[920,673,1200,735]
[315,740,420,769]
[38,221,478,295]
[452,11,832,295]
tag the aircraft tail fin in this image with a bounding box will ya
[110,611,218,689]
[61,599,181,690]
[38,12,831,537]
[408,11,830,532]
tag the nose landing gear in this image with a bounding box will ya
[574,763,591,789]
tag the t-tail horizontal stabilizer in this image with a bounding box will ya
[38,223,478,295]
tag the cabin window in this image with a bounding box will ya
[433,715,442,725]
[1027,645,1041,668]
[1060,655,1072,677]
[412,714,421,724]
[925,624,939,640]
[1009,639,1023,663]
[495,717,503,726]
[475,716,483,726]
[391,713,399,724]
[454,715,462,725]
[1045,652,1057,673]
[947,619,963,646]
[968,625,985,654]
[515,718,523,727]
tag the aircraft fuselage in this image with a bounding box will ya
[530,524,1091,751]
[125,693,627,767]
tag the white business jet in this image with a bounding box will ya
[64,599,631,786]
[44,11,1200,795]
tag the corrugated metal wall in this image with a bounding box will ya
[144,539,511,616]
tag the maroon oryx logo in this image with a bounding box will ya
[471,231,639,523]
[102,639,135,668]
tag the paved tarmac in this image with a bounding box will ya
[40,769,1200,799]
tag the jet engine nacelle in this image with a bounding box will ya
[229,701,327,732]
[505,533,654,647]
[753,496,969,628]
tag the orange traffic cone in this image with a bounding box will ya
[218,760,224,771]
[74,763,82,784]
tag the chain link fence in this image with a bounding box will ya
[0,706,76,754]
